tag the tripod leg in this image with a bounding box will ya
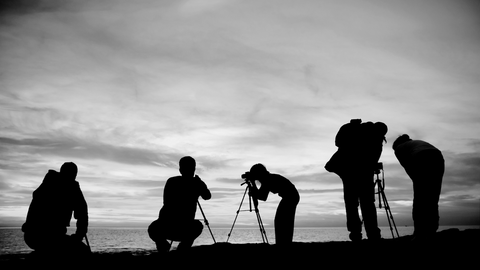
[226,187,249,243]
[255,209,269,244]
[198,201,216,243]
[380,189,400,238]
[381,193,395,238]
[382,194,400,238]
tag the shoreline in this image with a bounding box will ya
[1,228,478,268]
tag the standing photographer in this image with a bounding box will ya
[246,164,300,245]
[392,134,444,241]
[325,119,388,241]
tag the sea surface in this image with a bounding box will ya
[1,226,477,255]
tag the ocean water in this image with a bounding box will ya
[1,226,477,255]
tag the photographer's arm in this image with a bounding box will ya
[201,188,212,200]
[196,175,212,200]
[257,186,269,201]
[73,182,88,240]
[250,180,268,201]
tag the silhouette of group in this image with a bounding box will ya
[22,119,445,256]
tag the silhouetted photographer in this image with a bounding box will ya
[22,162,89,256]
[244,164,300,245]
[325,119,388,241]
[148,156,211,253]
[393,134,444,241]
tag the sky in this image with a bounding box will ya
[0,0,479,230]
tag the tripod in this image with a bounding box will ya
[197,201,216,243]
[374,165,400,238]
[84,235,92,253]
[226,180,269,244]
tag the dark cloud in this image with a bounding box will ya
[440,197,480,225]
[0,0,65,14]
[0,180,11,190]
[442,194,479,205]
[290,172,338,185]
[0,136,180,167]
[116,179,165,188]
[298,188,343,194]
[189,155,236,173]
[443,151,480,190]
[142,187,164,198]
[215,177,244,185]
[0,216,25,227]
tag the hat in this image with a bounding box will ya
[250,163,268,177]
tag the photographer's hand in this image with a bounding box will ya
[248,186,256,198]
[195,175,212,200]
[248,181,259,198]
[70,233,84,242]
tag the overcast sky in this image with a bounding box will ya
[1,0,479,230]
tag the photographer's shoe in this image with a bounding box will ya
[349,232,362,242]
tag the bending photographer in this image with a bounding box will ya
[393,134,444,241]
[245,164,300,245]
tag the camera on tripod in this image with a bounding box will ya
[241,171,256,186]
[241,171,252,180]
[374,162,383,175]
[226,170,269,243]
[372,161,400,238]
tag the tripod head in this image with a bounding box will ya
[372,161,400,238]
[240,176,259,211]
[374,162,383,177]
[374,162,386,208]
[374,162,385,186]
[226,175,269,244]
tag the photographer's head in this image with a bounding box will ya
[392,134,412,150]
[249,163,269,180]
[60,162,78,181]
[374,122,388,136]
[374,122,388,143]
[179,156,196,178]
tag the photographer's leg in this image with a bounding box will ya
[177,220,203,251]
[359,174,381,240]
[275,196,299,245]
[412,151,444,240]
[342,179,362,241]
[148,220,170,253]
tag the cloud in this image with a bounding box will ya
[0,136,180,167]
[298,188,343,194]
[1,0,479,228]
[444,151,480,188]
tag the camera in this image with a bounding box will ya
[241,171,257,187]
[374,162,383,174]
[241,171,252,180]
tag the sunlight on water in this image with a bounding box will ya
[1,226,477,254]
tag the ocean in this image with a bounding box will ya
[1,226,477,255]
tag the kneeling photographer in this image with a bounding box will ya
[244,164,300,245]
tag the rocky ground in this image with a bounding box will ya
[1,228,478,269]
